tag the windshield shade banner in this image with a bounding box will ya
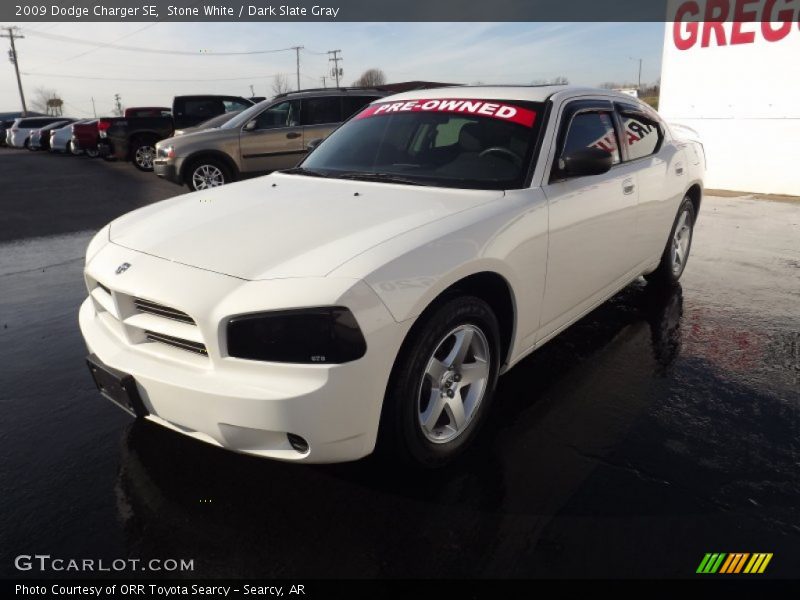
[355,99,538,128]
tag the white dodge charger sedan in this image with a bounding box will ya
[80,86,704,466]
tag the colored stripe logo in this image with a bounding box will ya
[696,553,773,574]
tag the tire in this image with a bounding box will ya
[85,147,99,158]
[23,138,29,149]
[646,196,696,287]
[131,139,156,171]
[185,158,231,191]
[69,141,82,156]
[379,295,501,468]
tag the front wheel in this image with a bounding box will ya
[131,141,156,171]
[380,296,501,467]
[187,159,230,191]
[646,196,696,286]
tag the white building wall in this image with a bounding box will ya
[659,0,800,195]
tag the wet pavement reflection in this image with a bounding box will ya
[1,151,798,578]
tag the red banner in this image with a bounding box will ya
[356,99,537,128]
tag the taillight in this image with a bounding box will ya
[97,119,112,132]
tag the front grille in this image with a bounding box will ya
[144,330,208,356]
[134,297,195,324]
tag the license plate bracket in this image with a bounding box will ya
[86,354,148,418]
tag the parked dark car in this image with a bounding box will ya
[28,119,76,151]
[100,95,253,171]
[1,119,17,147]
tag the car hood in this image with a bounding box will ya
[109,173,503,280]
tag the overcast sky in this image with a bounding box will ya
[2,22,665,116]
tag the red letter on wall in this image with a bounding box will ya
[730,0,758,44]
[702,0,730,47]
[674,1,700,50]
[761,0,793,42]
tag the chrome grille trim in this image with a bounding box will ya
[144,330,208,356]
[134,298,195,324]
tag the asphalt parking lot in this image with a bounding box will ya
[1,147,798,579]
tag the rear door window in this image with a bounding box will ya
[301,97,342,125]
[619,112,663,160]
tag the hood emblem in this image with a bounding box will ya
[115,262,131,275]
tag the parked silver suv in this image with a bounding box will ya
[154,88,386,191]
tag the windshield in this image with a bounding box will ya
[221,97,275,130]
[297,98,543,190]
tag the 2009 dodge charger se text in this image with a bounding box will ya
[79,86,705,466]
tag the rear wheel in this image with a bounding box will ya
[85,147,99,158]
[646,196,696,286]
[380,296,501,467]
[131,139,156,171]
[186,158,230,191]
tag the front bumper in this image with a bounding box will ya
[153,159,183,185]
[79,242,408,463]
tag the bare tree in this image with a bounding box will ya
[31,86,60,114]
[353,68,387,87]
[271,73,292,95]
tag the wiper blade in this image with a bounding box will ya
[279,167,330,178]
[332,171,429,186]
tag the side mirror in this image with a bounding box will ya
[243,120,258,132]
[306,138,323,152]
[558,147,613,178]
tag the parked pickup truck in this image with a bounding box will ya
[71,108,168,158]
[70,120,100,156]
[99,95,254,171]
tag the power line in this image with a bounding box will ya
[1,27,28,115]
[24,29,298,58]
[21,71,291,83]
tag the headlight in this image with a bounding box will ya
[227,307,367,364]
[85,225,110,264]
[157,145,175,159]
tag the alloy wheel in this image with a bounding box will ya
[670,207,693,276]
[191,165,225,190]
[134,146,155,170]
[417,324,491,444]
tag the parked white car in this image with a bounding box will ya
[6,116,70,148]
[79,86,704,466]
[50,118,93,153]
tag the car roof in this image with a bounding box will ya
[274,87,389,100]
[376,85,642,104]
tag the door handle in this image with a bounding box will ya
[622,178,635,195]
[286,132,301,139]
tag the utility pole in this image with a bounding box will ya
[637,58,642,90]
[327,49,342,87]
[629,56,642,91]
[290,45,303,91]
[249,84,255,96]
[321,76,327,88]
[91,97,97,118]
[113,93,123,116]
[2,27,28,116]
